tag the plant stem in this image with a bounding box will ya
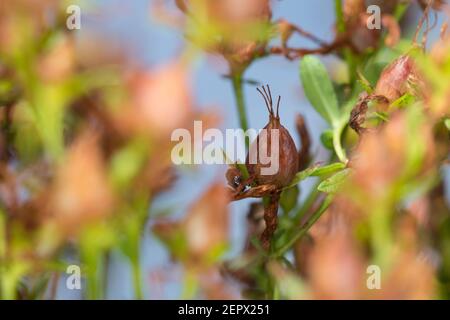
[269,273,279,300]
[130,217,145,300]
[85,255,102,299]
[275,195,333,257]
[369,203,393,270]
[231,72,249,147]
[131,255,143,300]
[394,2,410,20]
[334,0,359,84]
[102,252,111,299]
[49,272,59,300]
[130,194,152,300]
[334,0,345,34]
[333,123,348,163]
[181,270,198,299]
[293,181,320,222]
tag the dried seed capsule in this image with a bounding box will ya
[375,55,421,105]
[350,54,427,133]
[245,85,298,188]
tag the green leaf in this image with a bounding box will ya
[373,111,389,122]
[285,162,347,189]
[311,162,347,177]
[280,185,299,214]
[317,168,351,193]
[300,55,340,125]
[320,129,334,150]
[444,118,450,131]
[356,69,374,94]
[109,139,149,190]
[389,93,416,110]
[286,166,319,189]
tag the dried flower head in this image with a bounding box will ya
[48,132,113,235]
[118,61,192,137]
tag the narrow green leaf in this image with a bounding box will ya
[317,168,351,193]
[310,162,346,177]
[285,162,347,189]
[286,166,320,189]
[356,69,374,94]
[389,93,416,110]
[300,55,340,125]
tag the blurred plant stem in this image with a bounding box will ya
[131,254,143,300]
[49,272,60,300]
[293,181,321,222]
[394,2,410,20]
[102,252,111,298]
[268,273,279,300]
[181,270,198,299]
[334,0,358,85]
[0,212,6,299]
[275,194,333,257]
[128,194,151,300]
[83,253,103,299]
[334,0,345,34]
[293,154,338,226]
[231,72,249,147]
[332,122,348,163]
[369,203,393,270]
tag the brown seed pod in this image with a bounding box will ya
[350,55,426,134]
[375,55,421,103]
[246,85,299,250]
[245,85,298,188]
[226,85,299,251]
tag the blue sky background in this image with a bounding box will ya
[56,0,449,299]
